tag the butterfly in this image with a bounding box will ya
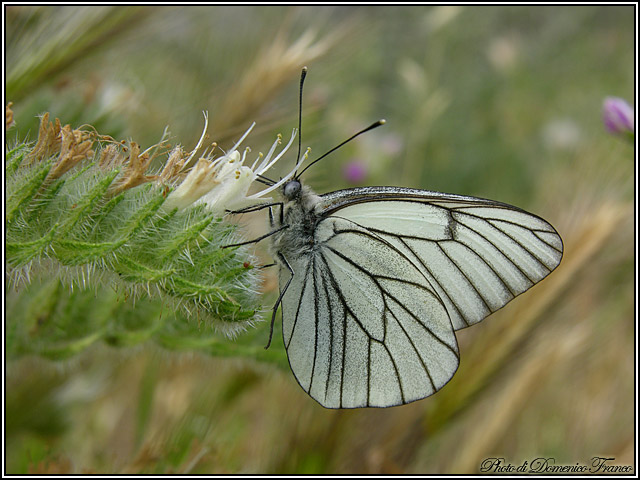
[229,68,563,409]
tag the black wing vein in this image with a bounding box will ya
[397,236,471,327]
[309,256,319,394]
[449,223,519,297]
[388,308,437,392]
[436,240,494,313]
[451,212,537,284]
[286,259,314,349]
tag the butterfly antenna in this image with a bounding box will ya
[295,119,386,178]
[293,66,308,178]
[255,177,274,186]
[256,173,275,186]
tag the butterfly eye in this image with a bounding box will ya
[283,180,301,199]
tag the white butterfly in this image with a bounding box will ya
[229,69,563,409]
[263,181,563,409]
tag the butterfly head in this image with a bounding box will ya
[281,177,321,212]
[283,178,302,201]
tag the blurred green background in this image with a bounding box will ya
[5,5,635,474]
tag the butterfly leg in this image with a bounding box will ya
[263,203,284,228]
[226,202,283,215]
[221,224,289,249]
[265,253,294,349]
[269,203,285,227]
[268,206,274,228]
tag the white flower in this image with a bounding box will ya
[163,156,220,211]
[165,114,307,214]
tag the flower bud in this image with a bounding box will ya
[602,97,634,138]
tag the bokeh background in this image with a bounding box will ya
[5,5,635,474]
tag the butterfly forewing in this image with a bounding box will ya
[317,188,563,331]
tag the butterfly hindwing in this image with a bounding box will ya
[280,215,460,408]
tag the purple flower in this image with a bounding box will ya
[602,97,634,137]
[343,160,367,184]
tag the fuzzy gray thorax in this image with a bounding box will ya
[270,184,322,259]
